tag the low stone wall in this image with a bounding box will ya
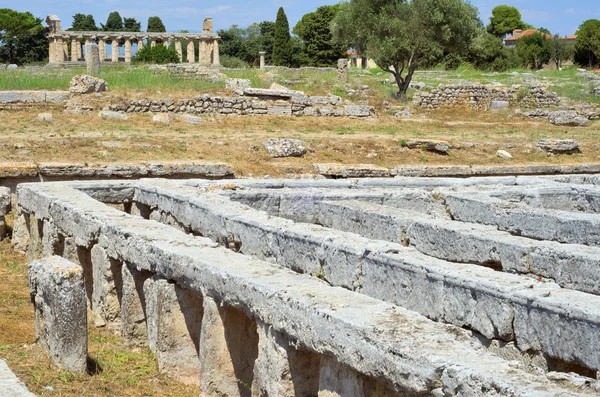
[0,91,69,109]
[108,89,375,118]
[413,84,560,110]
[17,179,599,396]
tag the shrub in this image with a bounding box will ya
[133,44,179,64]
[220,55,249,69]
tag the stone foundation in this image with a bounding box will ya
[18,177,600,395]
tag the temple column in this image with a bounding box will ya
[99,39,106,61]
[77,36,84,60]
[175,40,182,62]
[62,36,69,61]
[111,38,119,62]
[55,36,65,62]
[259,51,266,69]
[163,38,169,48]
[71,38,79,61]
[187,40,195,63]
[199,40,208,65]
[138,38,145,51]
[84,38,92,61]
[124,38,132,63]
[151,40,156,48]
[49,36,56,63]
[212,39,220,66]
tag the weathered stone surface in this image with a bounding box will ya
[244,87,305,98]
[496,150,513,159]
[0,91,69,104]
[225,78,251,90]
[344,105,373,118]
[262,138,308,158]
[547,111,588,127]
[28,256,87,373]
[406,139,451,154]
[313,163,391,178]
[37,112,54,122]
[152,113,171,124]
[69,74,107,94]
[0,360,36,397]
[176,114,204,125]
[489,100,509,110]
[85,43,100,75]
[99,110,128,120]
[537,139,581,154]
[91,245,122,328]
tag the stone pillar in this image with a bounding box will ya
[12,210,30,254]
[259,51,266,69]
[187,40,195,64]
[111,39,119,63]
[198,40,208,65]
[337,59,349,84]
[27,214,43,263]
[199,296,259,397]
[55,36,65,63]
[212,39,220,66]
[70,38,79,61]
[91,245,122,329]
[62,37,69,61]
[124,39,132,63]
[77,36,84,60]
[41,219,61,258]
[151,279,203,385]
[84,38,92,61]
[175,40,183,62]
[151,40,156,48]
[29,256,88,373]
[99,39,106,61]
[49,36,56,63]
[86,43,100,75]
[120,263,153,345]
[138,38,145,51]
[252,320,320,396]
[203,17,213,34]
[163,38,169,48]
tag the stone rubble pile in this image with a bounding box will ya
[68,74,107,94]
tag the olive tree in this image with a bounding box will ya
[332,0,481,100]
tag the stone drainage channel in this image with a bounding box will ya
[13,175,600,396]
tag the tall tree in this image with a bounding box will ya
[218,23,263,65]
[123,17,141,32]
[486,5,526,38]
[293,5,345,67]
[550,34,573,69]
[333,0,480,100]
[574,19,600,68]
[272,7,292,66]
[69,13,98,31]
[0,8,41,64]
[102,11,123,31]
[259,21,275,64]
[147,16,166,32]
[516,32,552,69]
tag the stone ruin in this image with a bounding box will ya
[413,84,561,110]
[16,174,600,395]
[46,15,220,66]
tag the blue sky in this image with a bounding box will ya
[10,0,600,36]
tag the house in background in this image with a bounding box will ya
[347,50,377,69]
[504,29,577,47]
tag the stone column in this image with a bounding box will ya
[151,39,156,48]
[55,36,65,63]
[163,38,169,48]
[138,38,145,51]
[259,51,266,69]
[124,38,132,63]
[121,263,153,346]
[62,37,69,61]
[212,39,220,66]
[175,40,183,62]
[77,36,84,60]
[71,38,79,61]
[337,59,349,84]
[86,43,100,75]
[84,38,92,61]
[187,40,195,63]
[111,39,119,63]
[99,39,106,61]
[49,36,56,63]
[199,40,208,65]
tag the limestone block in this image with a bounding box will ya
[91,245,122,328]
[547,111,588,127]
[121,263,153,345]
[176,114,204,125]
[27,214,43,263]
[252,320,320,396]
[406,139,451,154]
[344,105,373,118]
[41,219,61,258]
[154,279,203,385]
[152,113,171,124]
[29,256,87,373]
[262,138,308,158]
[37,113,54,122]
[12,211,30,253]
[537,138,581,154]
[0,359,37,397]
[199,296,258,397]
[99,110,128,120]
[267,105,293,116]
[69,75,107,94]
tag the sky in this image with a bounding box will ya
[10,0,600,37]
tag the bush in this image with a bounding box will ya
[220,55,249,68]
[133,44,179,64]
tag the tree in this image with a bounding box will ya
[293,5,345,67]
[574,19,600,68]
[516,32,551,69]
[102,11,123,31]
[218,23,263,66]
[469,32,521,71]
[272,7,292,66]
[147,16,166,33]
[123,17,141,32]
[69,13,98,31]
[486,5,526,38]
[538,27,551,35]
[333,0,481,100]
[0,8,41,65]
[259,21,275,64]
[550,34,573,69]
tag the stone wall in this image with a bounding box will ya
[413,84,561,110]
[108,89,375,118]
[0,187,9,239]
[16,177,600,395]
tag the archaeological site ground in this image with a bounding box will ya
[1,26,600,396]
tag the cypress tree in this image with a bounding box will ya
[272,7,292,66]
[102,11,123,31]
[147,16,166,33]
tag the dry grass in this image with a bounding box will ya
[0,215,199,397]
[0,106,598,177]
